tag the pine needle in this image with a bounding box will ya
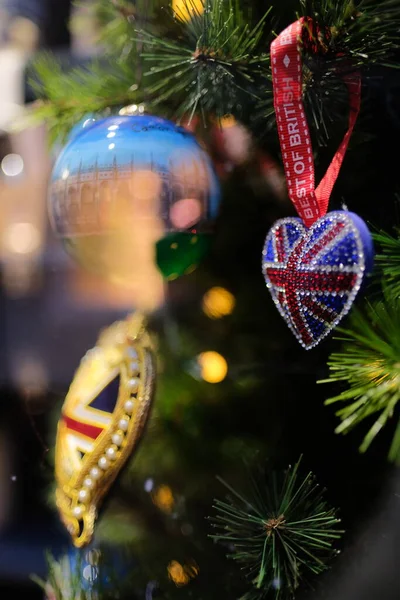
[29,55,141,144]
[373,229,400,298]
[30,0,400,145]
[320,292,400,464]
[209,458,343,600]
[135,0,272,123]
[256,0,400,146]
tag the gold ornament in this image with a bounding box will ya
[55,313,156,547]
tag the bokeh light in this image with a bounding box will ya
[119,104,137,115]
[1,153,24,177]
[167,560,199,587]
[198,351,228,383]
[216,115,252,166]
[202,286,235,319]
[14,356,49,398]
[172,0,204,21]
[3,222,41,255]
[152,485,175,514]
[220,114,236,128]
[170,198,202,229]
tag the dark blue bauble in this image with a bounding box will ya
[49,115,221,283]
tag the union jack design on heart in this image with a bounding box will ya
[262,211,373,349]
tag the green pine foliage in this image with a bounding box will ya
[30,55,141,145]
[320,293,400,464]
[135,0,272,123]
[210,458,343,600]
[92,0,138,53]
[94,0,168,53]
[30,0,400,143]
[256,0,400,145]
[300,0,400,68]
[373,229,400,298]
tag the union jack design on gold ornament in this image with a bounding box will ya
[55,313,156,547]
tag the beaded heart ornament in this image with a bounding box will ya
[262,18,374,349]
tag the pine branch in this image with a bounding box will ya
[28,0,400,147]
[320,292,400,464]
[28,0,154,145]
[209,458,343,600]
[373,228,400,298]
[135,0,272,124]
[93,0,138,55]
[300,0,400,74]
[29,55,141,144]
[93,0,161,51]
[257,0,400,146]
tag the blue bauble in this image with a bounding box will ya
[49,115,221,283]
[66,114,98,142]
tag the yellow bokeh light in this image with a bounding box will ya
[202,286,235,319]
[168,561,189,587]
[152,485,175,514]
[220,114,237,129]
[168,560,199,587]
[172,0,204,22]
[198,351,228,383]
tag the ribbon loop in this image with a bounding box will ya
[271,18,361,228]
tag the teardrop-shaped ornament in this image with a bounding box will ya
[55,312,156,547]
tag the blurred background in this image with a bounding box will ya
[0,2,400,600]
[0,1,140,595]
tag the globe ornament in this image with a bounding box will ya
[66,114,98,142]
[55,312,156,548]
[49,115,221,283]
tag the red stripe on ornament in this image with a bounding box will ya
[285,289,313,346]
[275,225,286,263]
[62,414,104,440]
[266,268,356,294]
[302,297,337,324]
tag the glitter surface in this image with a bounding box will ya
[262,211,374,349]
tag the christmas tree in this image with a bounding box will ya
[14,0,400,598]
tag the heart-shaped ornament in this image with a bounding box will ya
[262,211,374,349]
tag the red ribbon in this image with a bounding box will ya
[270,18,361,228]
